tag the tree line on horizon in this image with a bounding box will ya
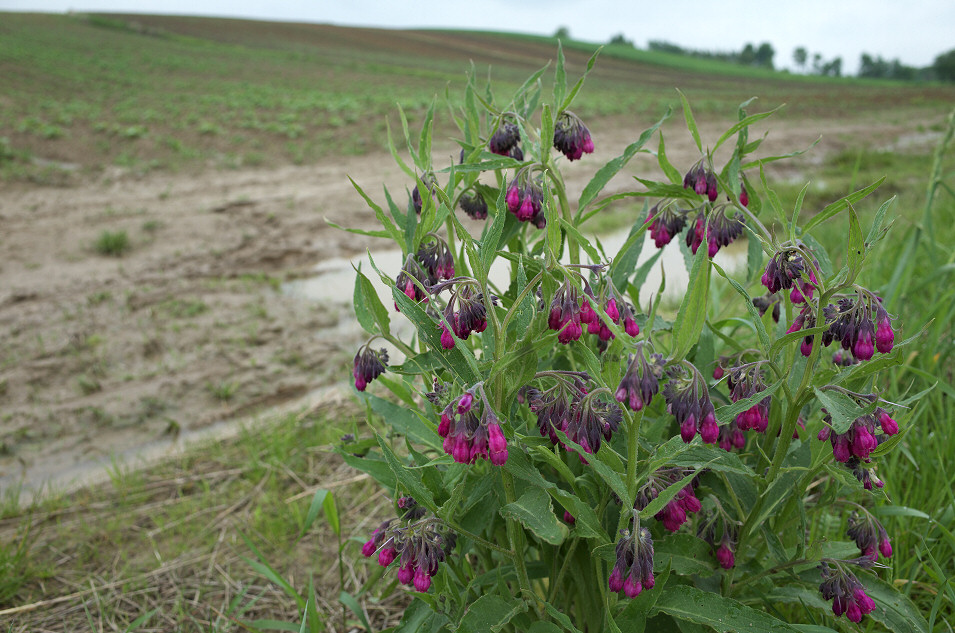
[554,27,955,82]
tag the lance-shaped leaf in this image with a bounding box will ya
[500,487,568,545]
[671,235,711,359]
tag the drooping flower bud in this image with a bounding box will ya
[609,524,654,599]
[553,111,595,161]
[353,346,389,392]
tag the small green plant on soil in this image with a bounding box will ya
[328,46,930,632]
[93,230,130,256]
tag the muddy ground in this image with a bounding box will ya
[0,111,942,494]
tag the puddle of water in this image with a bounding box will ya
[283,226,747,363]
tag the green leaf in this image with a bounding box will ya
[610,218,647,291]
[376,436,437,511]
[653,535,717,577]
[814,387,872,434]
[352,266,391,337]
[802,177,885,235]
[480,184,509,274]
[861,573,929,633]
[349,176,404,245]
[710,261,770,353]
[847,203,865,276]
[340,591,371,633]
[554,42,567,109]
[713,108,780,153]
[361,392,441,450]
[676,89,702,153]
[671,237,710,359]
[656,132,682,185]
[500,487,568,545]
[559,47,600,112]
[458,593,526,633]
[578,108,671,212]
[324,220,390,240]
[300,489,332,539]
[396,598,451,633]
[651,585,800,632]
[541,104,554,164]
[714,378,783,427]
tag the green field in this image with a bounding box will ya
[2,12,954,180]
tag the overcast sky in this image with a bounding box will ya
[3,0,953,74]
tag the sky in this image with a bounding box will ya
[2,0,953,75]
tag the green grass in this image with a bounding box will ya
[0,403,389,631]
[93,229,130,256]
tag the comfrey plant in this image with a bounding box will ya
[336,47,926,631]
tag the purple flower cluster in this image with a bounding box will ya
[437,388,508,466]
[645,203,687,248]
[663,364,719,445]
[635,468,702,532]
[580,291,640,342]
[608,524,655,598]
[824,296,895,361]
[686,207,746,258]
[553,111,595,161]
[789,292,897,361]
[726,363,772,434]
[411,173,437,215]
[846,510,892,561]
[683,161,718,202]
[505,175,546,227]
[523,373,622,458]
[362,511,457,593]
[615,346,665,411]
[353,345,388,392]
[761,247,819,304]
[698,513,738,569]
[458,192,488,220]
[819,561,877,623]
[817,405,898,464]
[438,283,488,349]
[417,235,455,282]
[547,280,585,344]
[488,120,521,157]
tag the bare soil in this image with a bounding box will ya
[0,112,942,494]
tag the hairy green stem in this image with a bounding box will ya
[501,468,539,614]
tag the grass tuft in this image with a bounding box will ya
[93,230,130,257]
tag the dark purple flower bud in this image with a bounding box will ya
[457,393,473,413]
[875,305,895,354]
[378,546,397,567]
[353,346,389,391]
[413,568,432,592]
[459,192,488,220]
[664,364,717,445]
[616,348,665,412]
[553,111,595,161]
[739,181,749,207]
[548,281,584,344]
[488,121,520,156]
[411,173,437,214]
[646,203,688,248]
[488,421,508,466]
[609,525,654,599]
[819,562,876,623]
[876,408,898,435]
[396,563,414,585]
[716,543,735,569]
[847,510,893,561]
[563,511,576,524]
